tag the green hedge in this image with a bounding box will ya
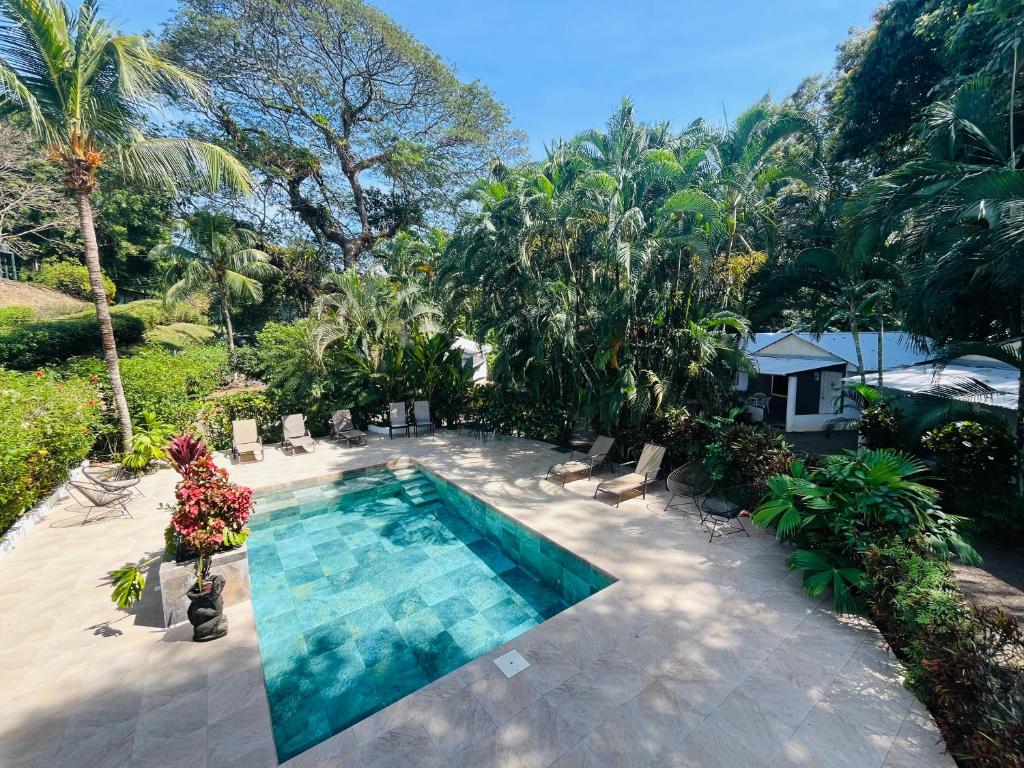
[32,261,116,302]
[0,306,33,328]
[65,344,229,449]
[0,299,209,370]
[0,312,146,369]
[0,369,103,535]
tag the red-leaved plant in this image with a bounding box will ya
[167,433,209,478]
[170,451,253,590]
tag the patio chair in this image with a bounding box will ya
[664,462,713,515]
[699,484,762,542]
[282,414,316,454]
[330,409,367,447]
[593,443,666,507]
[546,435,615,485]
[388,402,410,439]
[83,464,143,498]
[67,480,133,525]
[412,400,435,436]
[231,419,264,463]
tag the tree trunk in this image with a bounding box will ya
[221,291,235,353]
[876,297,884,390]
[1017,302,1024,497]
[74,191,133,448]
[849,299,866,385]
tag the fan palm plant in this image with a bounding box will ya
[848,64,1024,491]
[152,211,278,351]
[0,0,251,445]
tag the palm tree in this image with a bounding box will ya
[0,0,251,445]
[153,211,278,351]
[848,67,1024,490]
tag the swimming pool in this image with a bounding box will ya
[247,464,614,761]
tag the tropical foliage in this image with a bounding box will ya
[753,449,979,613]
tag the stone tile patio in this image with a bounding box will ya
[0,433,954,767]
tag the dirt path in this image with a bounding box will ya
[953,541,1024,623]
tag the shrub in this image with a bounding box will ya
[0,311,146,369]
[33,261,116,302]
[753,449,978,613]
[170,452,253,579]
[866,542,1024,768]
[0,306,33,328]
[0,368,103,535]
[200,390,278,449]
[922,421,1018,532]
[65,344,228,453]
[858,401,901,448]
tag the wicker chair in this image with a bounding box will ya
[663,462,713,515]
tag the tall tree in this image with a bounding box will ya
[849,60,1024,489]
[0,0,251,446]
[153,211,279,351]
[163,0,523,269]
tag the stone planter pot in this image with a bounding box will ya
[186,574,228,642]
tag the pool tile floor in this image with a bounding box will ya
[249,468,581,760]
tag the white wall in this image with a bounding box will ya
[783,365,860,432]
[757,335,842,360]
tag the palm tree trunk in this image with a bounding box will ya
[1017,301,1024,496]
[74,191,133,448]
[222,299,235,352]
[849,298,866,385]
[876,297,884,390]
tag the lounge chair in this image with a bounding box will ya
[67,480,133,524]
[593,443,666,507]
[664,462,713,515]
[231,419,264,463]
[330,409,367,447]
[388,402,410,439]
[699,484,761,542]
[83,464,143,497]
[282,414,316,454]
[546,436,614,485]
[412,400,434,436]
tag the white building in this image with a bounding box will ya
[451,337,491,384]
[738,332,933,432]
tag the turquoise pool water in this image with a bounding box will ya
[247,465,613,761]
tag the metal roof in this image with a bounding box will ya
[853,362,1018,411]
[747,332,932,371]
[752,355,843,376]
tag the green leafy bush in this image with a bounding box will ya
[753,449,978,613]
[0,368,103,535]
[866,542,1024,768]
[0,311,146,369]
[200,390,278,449]
[0,306,33,328]
[65,344,228,452]
[33,261,116,302]
[922,420,1018,532]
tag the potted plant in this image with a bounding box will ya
[109,434,253,642]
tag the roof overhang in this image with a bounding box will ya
[751,355,844,376]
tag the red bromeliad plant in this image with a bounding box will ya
[167,433,210,478]
[170,452,253,590]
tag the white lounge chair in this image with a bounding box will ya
[231,419,264,463]
[388,402,410,439]
[546,436,614,485]
[594,443,666,507]
[412,400,434,436]
[330,409,367,447]
[282,414,316,454]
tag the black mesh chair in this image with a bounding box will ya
[699,484,761,542]
[664,462,713,515]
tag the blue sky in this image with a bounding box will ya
[104,0,880,157]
